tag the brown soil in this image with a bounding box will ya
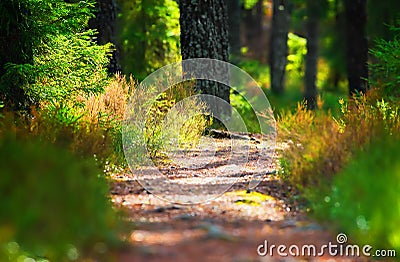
[109,137,371,262]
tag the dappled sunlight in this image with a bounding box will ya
[130,229,205,246]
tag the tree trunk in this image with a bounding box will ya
[269,0,290,94]
[344,0,368,95]
[89,0,121,74]
[179,0,230,118]
[304,1,319,110]
[242,0,263,59]
[226,0,241,63]
[0,1,33,110]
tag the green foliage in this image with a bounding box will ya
[22,0,95,38]
[117,0,181,80]
[236,58,302,121]
[1,75,129,164]
[312,134,400,253]
[242,0,259,10]
[0,136,121,261]
[370,22,400,97]
[0,0,111,107]
[144,92,176,157]
[278,103,336,190]
[278,92,400,255]
[230,90,260,133]
[289,0,348,94]
[279,91,400,193]
[124,82,209,162]
[237,59,270,89]
[319,0,347,92]
[5,32,111,103]
[286,33,306,76]
[147,84,209,157]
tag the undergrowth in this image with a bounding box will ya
[278,88,400,252]
[0,135,124,261]
[124,80,209,164]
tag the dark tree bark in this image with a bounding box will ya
[242,0,263,59]
[0,1,33,110]
[304,0,319,110]
[89,0,121,74]
[179,0,230,118]
[344,0,368,95]
[226,0,242,63]
[269,0,291,94]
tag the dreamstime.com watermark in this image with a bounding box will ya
[257,233,397,258]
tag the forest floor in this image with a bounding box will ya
[109,135,364,261]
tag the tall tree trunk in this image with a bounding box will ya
[344,0,368,95]
[304,1,319,110]
[0,1,33,110]
[269,0,290,94]
[89,0,121,74]
[226,0,241,63]
[242,0,263,59]
[179,0,230,118]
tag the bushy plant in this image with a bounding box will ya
[278,91,400,193]
[4,31,112,104]
[278,102,341,189]
[312,134,400,253]
[0,135,121,261]
[81,74,132,126]
[146,83,209,158]
[369,22,400,97]
[0,0,111,108]
[34,107,119,162]
[1,75,130,164]
[124,81,209,163]
[79,74,132,161]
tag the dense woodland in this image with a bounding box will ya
[1,0,400,261]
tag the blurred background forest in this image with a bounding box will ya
[1,0,400,261]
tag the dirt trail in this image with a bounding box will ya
[109,137,361,261]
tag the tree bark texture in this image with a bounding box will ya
[0,1,33,109]
[179,0,231,118]
[304,1,319,110]
[89,0,121,74]
[344,0,368,95]
[226,0,242,62]
[269,0,290,94]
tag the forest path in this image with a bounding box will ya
[110,136,352,261]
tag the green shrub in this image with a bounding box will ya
[370,22,400,97]
[279,91,400,193]
[277,93,400,257]
[0,0,111,108]
[312,134,400,253]
[124,82,209,163]
[21,106,119,163]
[0,75,132,165]
[6,31,112,104]
[0,136,121,261]
[146,84,209,158]
[278,103,342,191]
